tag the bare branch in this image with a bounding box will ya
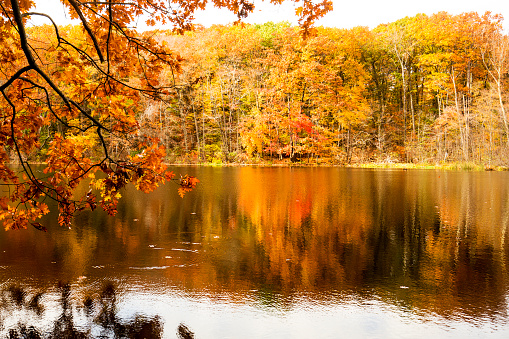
[68,0,105,62]
[0,65,33,91]
[21,12,62,47]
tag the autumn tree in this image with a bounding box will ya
[0,0,332,230]
[480,15,509,148]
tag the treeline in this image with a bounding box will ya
[19,12,509,166]
[136,12,508,165]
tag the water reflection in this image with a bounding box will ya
[1,167,509,337]
[0,282,194,338]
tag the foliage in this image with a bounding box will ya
[144,12,508,166]
[0,0,332,231]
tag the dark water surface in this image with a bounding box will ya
[1,167,509,338]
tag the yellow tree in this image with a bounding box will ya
[419,12,501,162]
[479,15,509,148]
[238,25,368,163]
[313,27,369,162]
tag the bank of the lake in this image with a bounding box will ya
[164,160,509,172]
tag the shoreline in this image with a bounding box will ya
[161,162,509,171]
[10,161,509,171]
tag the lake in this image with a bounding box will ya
[1,167,509,338]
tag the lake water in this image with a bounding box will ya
[1,167,509,338]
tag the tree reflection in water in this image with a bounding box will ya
[1,282,194,339]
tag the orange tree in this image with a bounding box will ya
[0,0,332,230]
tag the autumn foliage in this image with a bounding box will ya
[142,12,508,166]
[0,0,332,230]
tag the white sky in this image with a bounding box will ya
[33,0,509,30]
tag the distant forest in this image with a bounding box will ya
[30,12,509,166]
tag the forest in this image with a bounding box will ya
[5,12,508,168]
[69,12,509,167]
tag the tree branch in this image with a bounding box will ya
[21,12,62,48]
[67,0,105,62]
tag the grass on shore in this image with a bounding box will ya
[349,162,497,171]
[166,161,509,171]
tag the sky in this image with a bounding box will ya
[33,0,509,31]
